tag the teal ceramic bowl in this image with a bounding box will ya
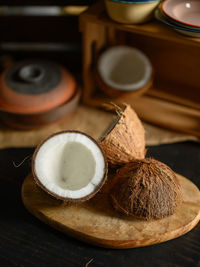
[105,0,161,24]
[110,0,161,3]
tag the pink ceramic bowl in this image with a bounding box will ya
[162,0,200,28]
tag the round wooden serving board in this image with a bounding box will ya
[22,173,200,249]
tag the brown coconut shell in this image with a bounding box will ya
[99,104,146,167]
[32,131,108,203]
[110,158,183,220]
[95,68,153,99]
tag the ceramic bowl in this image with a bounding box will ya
[105,0,161,24]
[97,46,153,96]
[159,3,200,30]
[155,8,200,38]
[110,0,160,3]
[174,28,200,38]
[162,0,200,28]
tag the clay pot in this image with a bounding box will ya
[0,60,79,129]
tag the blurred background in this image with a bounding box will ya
[0,0,97,74]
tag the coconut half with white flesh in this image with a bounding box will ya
[32,131,107,202]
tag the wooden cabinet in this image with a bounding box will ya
[80,1,200,137]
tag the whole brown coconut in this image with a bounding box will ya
[99,104,146,167]
[110,158,182,220]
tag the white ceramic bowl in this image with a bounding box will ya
[162,0,200,28]
[105,0,161,24]
[97,46,152,93]
[154,8,200,38]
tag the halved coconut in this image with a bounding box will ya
[32,131,107,202]
[97,46,152,92]
[99,104,146,167]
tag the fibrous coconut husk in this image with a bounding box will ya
[99,104,145,167]
[110,158,183,220]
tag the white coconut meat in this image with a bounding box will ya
[33,131,107,201]
[97,45,152,91]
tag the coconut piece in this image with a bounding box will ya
[97,46,152,91]
[110,158,182,220]
[99,104,145,167]
[32,131,107,202]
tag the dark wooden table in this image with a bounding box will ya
[0,142,199,267]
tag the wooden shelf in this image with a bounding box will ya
[82,88,200,137]
[80,1,200,48]
[79,1,200,137]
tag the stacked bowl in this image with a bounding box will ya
[105,0,162,24]
[155,0,200,37]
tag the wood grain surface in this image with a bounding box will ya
[22,173,200,249]
[1,143,200,266]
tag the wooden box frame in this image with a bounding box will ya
[79,2,200,137]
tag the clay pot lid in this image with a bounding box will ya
[0,60,76,114]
